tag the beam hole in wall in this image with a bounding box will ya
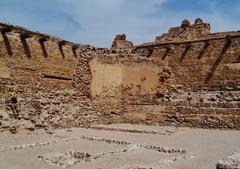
[20,32,32,59]
[11,97,17,104]
[205,36,232,83]
[39,37,48,58]
[146,48,153,58]
[179,44,191,63]
[162,46,171,61]
[198,41,210,59]
[0,28,13,56]
[43,74,72,81]
[58,41,66,59]
[72,45,79,58]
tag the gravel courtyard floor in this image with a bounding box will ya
[0,124,240,169]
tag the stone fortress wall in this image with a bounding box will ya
[0,18,240,132]
[0,23,103,132]
[81,18,240,129]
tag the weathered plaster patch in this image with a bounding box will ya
[90,58,160,97]
[0,60,11,79]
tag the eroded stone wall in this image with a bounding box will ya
[1,20,240,132]
[0,23,102,132]
[80,33,240,129]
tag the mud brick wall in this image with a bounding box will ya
[81,34,240,129]
[0,23,102,132]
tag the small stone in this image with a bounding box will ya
[66,128,72,132]
[45,128,54,134]
[9,126,17,134]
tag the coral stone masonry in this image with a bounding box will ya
[0,18,240,133]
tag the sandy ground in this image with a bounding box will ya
[0,124,240,169]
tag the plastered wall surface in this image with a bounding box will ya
[0,60,10,78]
[90,57,160,97]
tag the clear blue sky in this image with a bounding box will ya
[0,0,239,47]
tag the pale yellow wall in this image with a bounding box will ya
[0,60,11,79]
[90,58,160,97]
[121,65,160,93]
[90,58,123,97]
